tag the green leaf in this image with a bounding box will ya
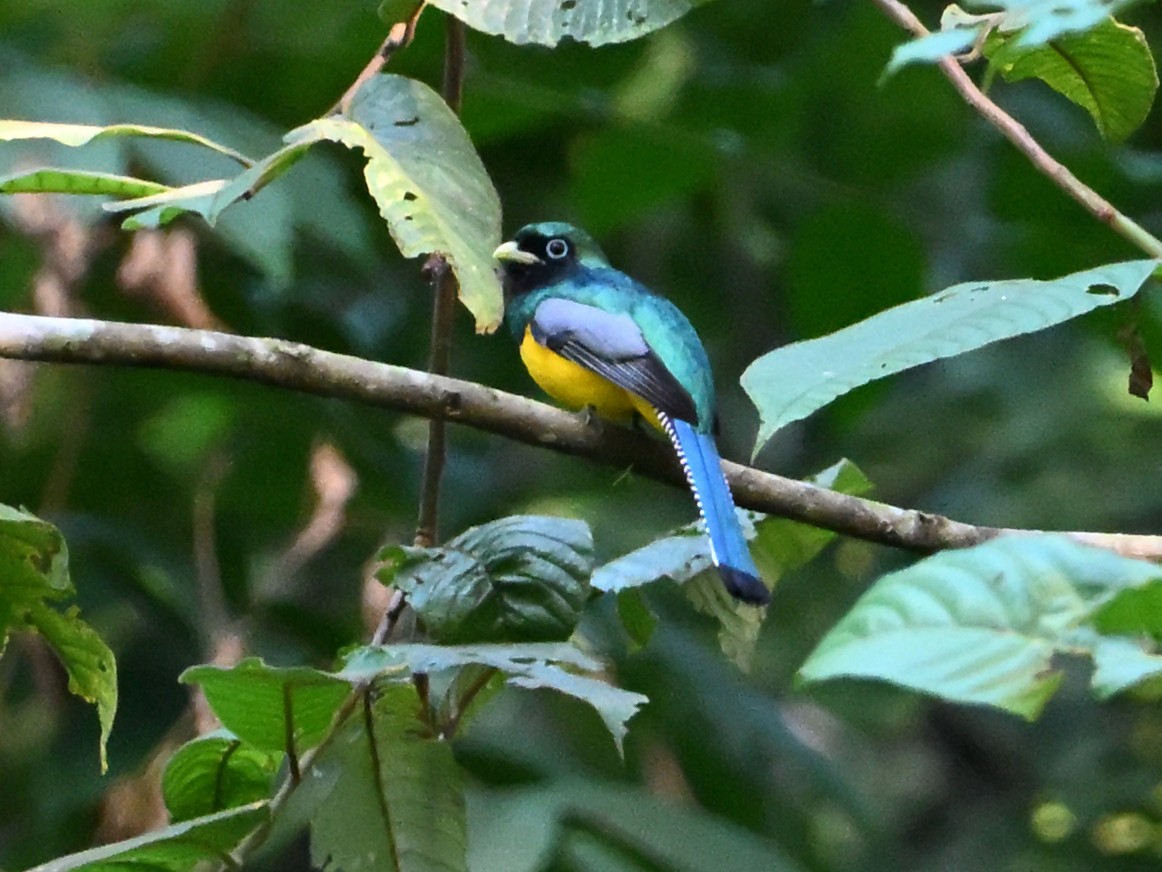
[102,143,310,229]
[687,459,871,670]
[377,516,592,644]
[1090,636,1162,699]
[1007,0,1136,46]
[27,603,118,773]
[798,535,1162,719]
[0,504,117,772]
[340,643,647,753]
[985,19,1158,142]
[682,570,768,670]
[180,658,353,754]
[162,730,282,823]
[1092,576,1162,638]
[593,460,871,668]
[886,27,984,75]
[425,0,715,47]
[590,510,750,660]
[0,119,253,166]
[289,75,503,332]
[0,168,171,198]
[23,802,267,872]
[886,0,1138,73]
[590,516,726,594]
[615,588,658,650]
[309,684,467,872]
[467,781,806,872]
[0,503,71,609]
[743,259,1159,449]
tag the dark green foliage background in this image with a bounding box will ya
[3,0,1162,869]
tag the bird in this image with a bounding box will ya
[493,221,770,606]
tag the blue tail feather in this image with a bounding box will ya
[660,415,770,606]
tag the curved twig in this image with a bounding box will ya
[870,0,1162,259]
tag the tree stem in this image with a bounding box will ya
[414,15,467,549]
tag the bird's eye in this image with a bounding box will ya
[545,238,570,260]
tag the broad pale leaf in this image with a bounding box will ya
[310,684,467,872]
[799,535,1162,719]
[744,260,1158,449]
[0,504,117,772]
[24,803,267,872]
[887,0,1139,75]
[102,143,309,229]
[290,75,503,332]
[426,0,715,47]
[0,120,253,166]
[886,27,984,74]
[985,19,1158,142]
[378,516,592,644]
[180,658,352,754]
[1001,0,1136,46]
[0,168,170,198]
[340,643,647,752]
[1091,636,1162,699]
[1086,578,1162,697]
[162,730,282,823]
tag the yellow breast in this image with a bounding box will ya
[520,326,659,428]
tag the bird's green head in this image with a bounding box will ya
[493,222,609,299]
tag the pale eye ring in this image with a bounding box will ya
[545,238,570,259]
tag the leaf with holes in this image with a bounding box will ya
[984,19,1158,142]
[0,504,117,772]
[289,74,503,332]
[377,516,592,643]
[310,684,467,872]
[743,259,1158,450]
[340,643,647,753]
[798,535,1162,719]
[427,0,715,47]
[592,459,871,668]
[162,730,282,823]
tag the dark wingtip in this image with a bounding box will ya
[718,566,771,606]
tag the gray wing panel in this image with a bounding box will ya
[529,298,700,425]
[531,297,649,360]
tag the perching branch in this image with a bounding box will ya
[3,312,1161,560]
[870,0,1162,260]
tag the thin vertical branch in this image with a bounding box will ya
[414,14,467,550]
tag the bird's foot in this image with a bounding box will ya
[577,405,604,432]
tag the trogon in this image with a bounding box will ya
[494,222,769,606]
